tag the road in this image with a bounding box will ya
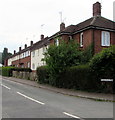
[1,77,113,119]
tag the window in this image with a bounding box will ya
[32,51,35,57]
[25,51,28,57]
[55,39,59,46]
[32,63,35,69]
[43,47,46,53]
[28,51,30,56]
[80,32,83,47]
[101,31,110,46]
[27,62,30,68]
[69,36,72,41]
[38,49,39,56]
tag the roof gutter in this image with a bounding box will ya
[73,26,115,35]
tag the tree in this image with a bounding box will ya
[2,48,12,65]
[43,40,82,86]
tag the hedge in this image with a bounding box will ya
[1,66,15,77]
[36,66,49,84]
[1,67,32,77]
[36,65,101,91]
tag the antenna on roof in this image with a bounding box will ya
[41,24,45,34]
[59,11,62,23]
[63,17,66,23]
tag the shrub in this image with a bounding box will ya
[59,65,101,91]
[43,40,82,86]
[89,45,115,79]
[36,66,49,84]
[1,66,15,77]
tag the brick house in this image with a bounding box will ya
[49,2,115,54]
[5,2,115,69]
[7,41,33,68]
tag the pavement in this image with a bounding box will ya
[2,76,114,102]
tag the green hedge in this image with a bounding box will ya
[36,66,49,84]
[89,45,115,79]
[1,66,15,77]
[58,65,101,91]
[1,67,32,77]
[36,65,101,91]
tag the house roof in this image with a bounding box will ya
[74,16,115,32]
[49,16,115,39]
[31,37,49,51]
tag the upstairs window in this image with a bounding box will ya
[80,32,83,47]
[55,38,59,46]
[101,31,110,46]
[32,51,35,57]
[32,63,35,70]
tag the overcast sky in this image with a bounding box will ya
[0,0,114,53]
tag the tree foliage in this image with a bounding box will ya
[1,48,12,65]
[43,40,82,86]
[89,45,115,79]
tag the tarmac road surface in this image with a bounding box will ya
[1,77,113,119]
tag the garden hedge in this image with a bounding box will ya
[1,67,32,77]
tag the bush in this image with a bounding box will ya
[36,66,49,84]
[89,45,115,79]
[58,65,100,91]
[1,67,32,77]
[1,66,15,77]
[36,65,101,91]
[43,40,82,86]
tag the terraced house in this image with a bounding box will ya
[5,2,115,70]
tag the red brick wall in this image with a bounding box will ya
[12,56,31,68]
[50,29,115,54]
[4,59,8,66]
[50,35,69,45]
[73,29,93,50]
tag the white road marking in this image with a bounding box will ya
[17,92,45,105]
[63,112,80,119]
[1,84,11,90]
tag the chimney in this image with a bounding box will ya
[41,34,44,40]
[25,44,27,48]
[30,41,33,46]
[93,2,101,16]
[19,47,21,51]
[14,50,16,54]
[60,22,65,31]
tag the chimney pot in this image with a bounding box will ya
[14,50,16,54]
[93,2,101,16]
[41,34,44,40]
[19,47,21,51]
[25,44,27,48]
[60,22,65,31]
[30,41,33,46]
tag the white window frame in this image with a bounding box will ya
[80,32,83,47]
[27,62,30,68]
[32,63,35,69]
[55,38,59,46]
[32,51,35,57]
[28,51,30,56]
[101,31,110,46]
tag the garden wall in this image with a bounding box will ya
[12,71,37,81]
